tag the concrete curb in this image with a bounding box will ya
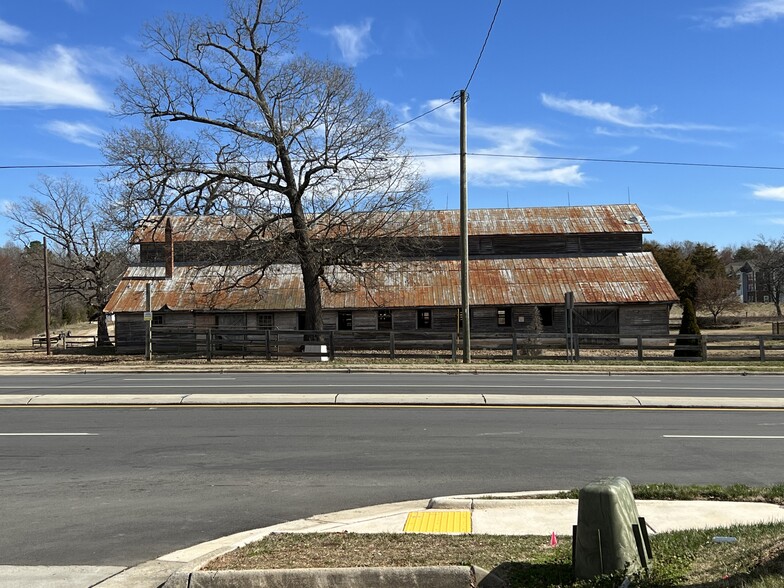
[3,393,784,409]
[163,565,505,588]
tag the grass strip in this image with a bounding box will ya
[205,523,784,587]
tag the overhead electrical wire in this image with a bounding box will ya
[465,0,503,91]
[2,153,784,172]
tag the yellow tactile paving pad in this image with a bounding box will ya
[403,510,472,533]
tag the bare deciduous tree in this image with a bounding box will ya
[104,0,430,330]
[4,175,128,344]
[695,274,741,325]
[753,237,784,316]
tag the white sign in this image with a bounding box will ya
[143,311,153,321]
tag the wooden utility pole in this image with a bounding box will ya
[43,237,51,356]
[145,282,152,361]
[459,90,471,363]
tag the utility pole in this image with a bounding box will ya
[460,89,471,363]
[145,282,152,361]
[43,237,51,356]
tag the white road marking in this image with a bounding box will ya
[0,433,97,436]
[546,378,661,383]
[2,383,784,392]
[122,378,236,381]
[663,435,784,439]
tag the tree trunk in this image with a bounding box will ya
[96,312,111,346]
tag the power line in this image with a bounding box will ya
[2,152,784,172]
[465,0,502,91]
[391,97,457,132]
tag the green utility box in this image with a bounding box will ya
[572,477,653,579]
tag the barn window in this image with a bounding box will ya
[538,306,554,327]
[497,308,511,326]
[377,310,392,330]
[417,309,432,329]
[152,315,164,326]
[257,313,274,328]
[338,311,353,330]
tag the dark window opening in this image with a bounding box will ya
[257,313,274,328]
[538,306,554,327]
[152,315,164,326]
[378,310,392,330]
[297,311,306,330]
[417,309,432,329]
[338,311,353,330]
[497,308,511,326]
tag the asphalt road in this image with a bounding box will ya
[3,372,784,397]
[1,403,783,566]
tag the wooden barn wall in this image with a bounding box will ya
[432,308,458,330]
[323,311,338,331]
[352,310,378,330]
[139,231,644,264]
[618,305,670,337]
[115,313,145,353]
[274,312,298,330]
[393,310,417,331]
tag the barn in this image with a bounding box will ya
[104,204,678,353]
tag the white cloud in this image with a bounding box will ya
[0,19,27,45]
[64,0,86,10]
[402,99,585,187]
[541,94,726,132]
[647,206,738,221]
[704,0,784,27]
[750,184,784,200]
[328,19,374,66]
[43,120,103,147]
[0,45,109,110]
[0,199,11,214]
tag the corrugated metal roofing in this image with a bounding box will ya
[132,204,651,243]
[104,252,677,313]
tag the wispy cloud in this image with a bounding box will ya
[64,0,87,10]
[750,184,784,200]
[541,94,726,132]
[402,99,584,187]
[701,0,784,28]
[0,45,109,109]
[0,199,11,214]
[0,18,28,45]
[647,206,738,222]
[328,19,374,66]
[43,120,103,147]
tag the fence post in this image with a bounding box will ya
[759,336,766,362]
[700,335,708,362]
[206,329,212,362]
[637,335,643,361]
[265,329,271,361]
[328,330,335,361]
[512,331,518,361]
[573,335,580,362]
[389,331,395,360]
[451,333,457,362]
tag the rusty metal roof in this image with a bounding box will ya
[132,204,651,243]
[104,252,676,313]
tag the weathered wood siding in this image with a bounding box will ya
[393,310,417,331]
[352,310,378,330]
[619,304,671,337]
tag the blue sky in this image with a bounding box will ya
[1,0,784,248]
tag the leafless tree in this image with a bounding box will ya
[103,0,430,330]
[4,176,128,344]
[695,274,741,325]
[753,237,784,316]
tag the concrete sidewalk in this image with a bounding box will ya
[2,392,784,409]
[5,491,783,587]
